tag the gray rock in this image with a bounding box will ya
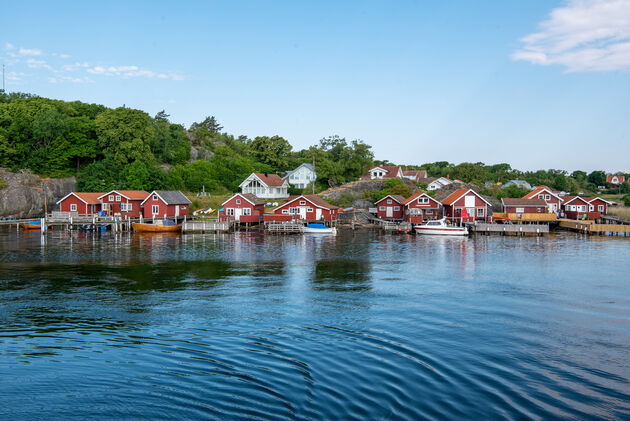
[0,169,76,218]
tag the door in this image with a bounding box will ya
[175,205,180,217]
[316,208,322,220]
[235,208,242,221]
[386,207,393,218]
[300,207,307,219]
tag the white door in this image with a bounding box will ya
[386,207,393,218]
[175,205,180,217]
[235,208,242,221]
[300,207,307,219]
[316,208,322,220]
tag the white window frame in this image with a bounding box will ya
[243,208,251,216]
[153,194,158,201]
[387,199,392,204]
[282,209,289,214]
[70,204,77,212]
[299,200,306,205]
[598,204,604,212]
[426,209,433,214]
[108,195,114,201]
[116,195,121,202]
[516,207,525,213]
[477,208,484,217]
[394,206,400,211]
[152,205,159,214]
[307,208,313,212]
[226,208,235,216]
[379,206,386,211]
[236,199,241,205]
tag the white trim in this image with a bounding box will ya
[524,187,562,202]
[141,190,166,206]
[98,190,147,201]
[375,195,404,205]
[444,189,492,206]
[56,192,88,205]
[221,193,258,207]
[272,195,335,212]
[587,197,613,205]
[238,173,288,189]
[562,196,590,206]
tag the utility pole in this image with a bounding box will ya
[2,64,5,92]
[312,155,315,195]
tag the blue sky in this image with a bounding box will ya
[1,0,629,172]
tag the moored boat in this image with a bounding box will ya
[414,218,468,236]
[21,220,42,231]
[303,223,337,234]
[132,220,182,233]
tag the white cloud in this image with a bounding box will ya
[87,64,184,80]
[5,43,15,50]
[59,54,71,59]
[512,0,630,72]
[19,47,43,56]
[6,71,26,81]
[26,58,54,71]
[62,62,90,71]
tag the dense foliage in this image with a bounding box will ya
[0,91,626,201]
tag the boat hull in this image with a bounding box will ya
[303,227,337,234]
[414,226,468,236]
[132,223,182,233]
[21,223,41,231]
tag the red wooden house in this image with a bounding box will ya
[98,190,149,218]
[441,189,491,222]
[501,198,548,214]
[562,196,603,220]
[586,197,611,215]
[522,186,563,213]
[271,195,339,221]
[56,192,104,216]
[606,175,625,185]
[218,193,265,223]
[402,192,441,223]
[141,190,191,219]
[375,195,405,220]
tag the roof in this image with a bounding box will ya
[369,165,401,176]
[143,190,191,205]
[606,175,625,183]
[584,196,612,204]
[401,192,440,206]
[98,190,149,200]
[222,192,265,206]
[561,195,587,205]
[403,170,427,178]
[417,177,438,184]
[522,186,562,201]
[375,194,406,205]
[274,194,339,211]
[254,173,287,187]
[441,188,492,206]
[56,192,104,205]
[283,163,315,179]
[501,198,547,207]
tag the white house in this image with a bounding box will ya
[283,163,317,189]
[239,172,289,199]
[368,165,403,180]
[419,177,453,191]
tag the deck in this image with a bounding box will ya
[470,222,549,235]
[492,212,557,222]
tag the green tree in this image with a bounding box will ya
[588,170,606,187]
[248,135,293,169]
[95,107,155,166]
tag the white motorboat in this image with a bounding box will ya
[303,223,337,234]
[414,218,468,236]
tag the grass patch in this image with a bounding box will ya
[608,206,630,220]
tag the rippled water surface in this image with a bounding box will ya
[1,230,630,420]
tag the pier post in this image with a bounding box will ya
[40,217,45,234]
[183,215,186,233]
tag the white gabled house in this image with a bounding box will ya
[368,165,403,180]
[239,172,289,199]
[283,163,317,189]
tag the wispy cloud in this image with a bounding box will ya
[26,58,54,71]
[19,47,43,56]
[87,65,184,80]
[512,0,630,72]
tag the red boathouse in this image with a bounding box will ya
[441,189,491,223]
[141,190,191,219]
[272,195,339,221]
[98,190,149,218]
[218,193,265,223]
[56,192,104,216]
[375,195,405,220]
[402,192,441,223]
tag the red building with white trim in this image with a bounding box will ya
[562,196,604,220]
[402,192,441,223]
[272,195,339,221]
[375,195,405,220]
[98,190,149,218]
[586,197,611,215]
[441,189,491,222]
[522,186,563,213]
[56,192,104,216]
[141,190,191,219]
[501,198,548,214]
[218,193,265,223]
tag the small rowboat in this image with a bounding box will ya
[21,220,42,230]
[303,223,337,234]
[414,218,468,236]
[132,220,182,233]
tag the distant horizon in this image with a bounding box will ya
[1,0,628,172]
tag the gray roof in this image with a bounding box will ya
[154,190,192,205]
[283,163,315,179]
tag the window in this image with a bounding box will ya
[243,208,251,216]
[236,199,241,205]
[418,197,428,204]
[387,199,392,204]
[545,194,550,200]
[152,205,159,214]
[181,205,186,209]
[226,208,235,216]
[289,207,300,214]
[455,208,461,215]
[394,206,400,211]
[598,205,604,212]
[153,194,158,201]
[477,208,484,217]
[379,206,386,211]
[307,208,313,212]
[282,209,289,214]
[108,195,114,201]
[128,203,132,211]
[516,207,525,213]
[426,209,433,214]
[120,203,126,211]
[299,200,306,205]
[70,204,77,211]
[538,194,543,199]
[115,195,121,202]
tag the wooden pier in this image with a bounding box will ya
[470,222,549,236]
[558,220,630,236]
[182,219,229,233]
[265,222,304,234]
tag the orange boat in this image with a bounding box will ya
[21,221,42,230]
[132,222,182,233]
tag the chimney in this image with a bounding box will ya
[264,171,268,177]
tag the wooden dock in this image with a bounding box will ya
[492,212,557,222]
[558,220,630,236]
[266,222,304,234]
[182,220,229,233]
[470,222,549,236]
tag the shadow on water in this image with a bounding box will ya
[311,258,371,292]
